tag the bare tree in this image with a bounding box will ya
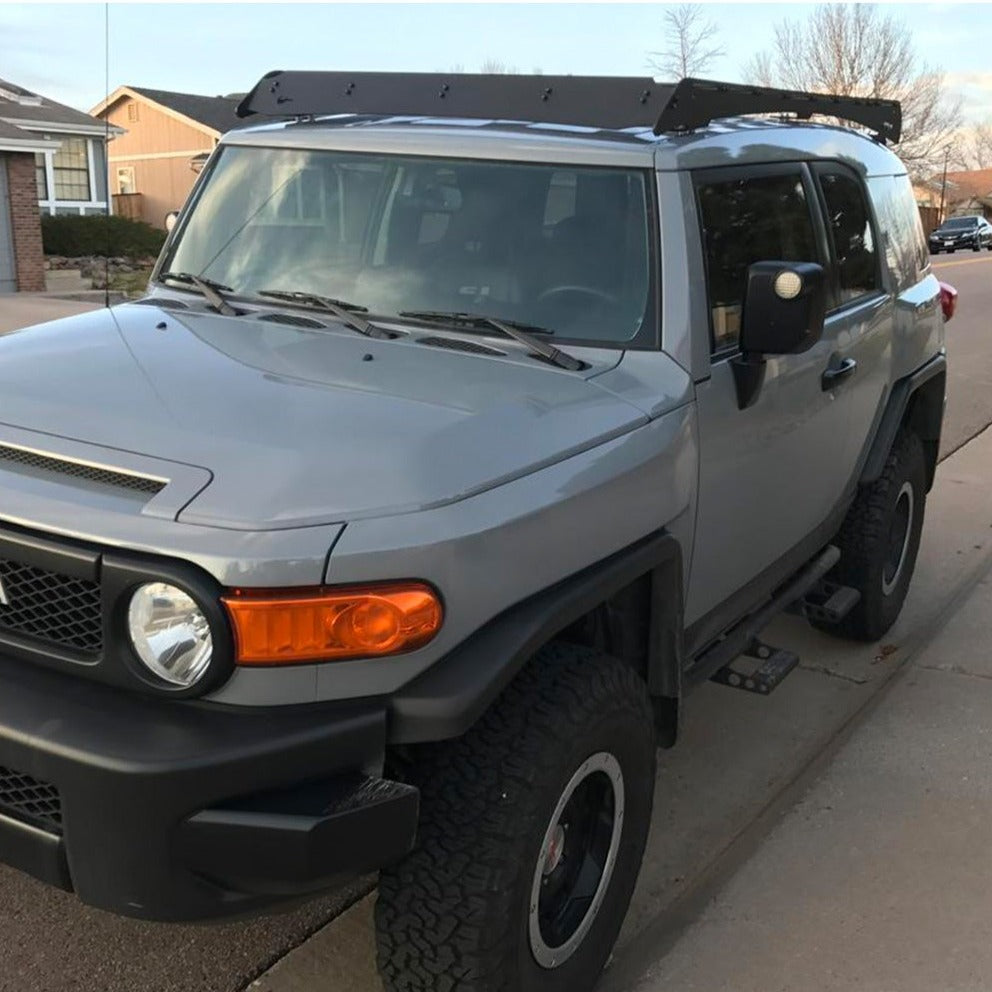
[480,59,517,75]
[744,4,962,178]
[954,120,992,170]
[648,4,725,80]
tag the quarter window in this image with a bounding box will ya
[696,171,819,353]
[818,170,878,304]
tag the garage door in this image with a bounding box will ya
[0,157,16,293]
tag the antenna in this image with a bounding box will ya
[103,2,110,309]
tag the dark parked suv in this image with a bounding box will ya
[929,214,992,253]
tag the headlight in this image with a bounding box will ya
[127,582,213,687]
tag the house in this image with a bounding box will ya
[0,78,116,292]
[932,168,992,221]
[91,86,242,229]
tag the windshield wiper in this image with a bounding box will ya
[398,310,585,371]
[158,271,238,316]
[257,290,395,340]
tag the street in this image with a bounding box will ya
[0,255,990,992]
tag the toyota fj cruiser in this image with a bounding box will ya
[0,74,945,992]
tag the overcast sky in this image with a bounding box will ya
[2,2,991,122]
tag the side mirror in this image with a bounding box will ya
[731,261,827,409]
[164,211,180,233]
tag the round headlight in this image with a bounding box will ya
[127,582,213,687]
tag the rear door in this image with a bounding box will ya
[0,158,16,294]
[685,163,852,646]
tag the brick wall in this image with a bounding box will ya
[5,153,45,292]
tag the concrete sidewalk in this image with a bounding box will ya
[619,541,992,990]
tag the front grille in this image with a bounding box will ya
[0,766,62,833]
[0,559,102,654]
[0,445,165,497]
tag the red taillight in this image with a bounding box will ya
[939,281,958,322]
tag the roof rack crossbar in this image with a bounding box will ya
[655,78,901,143]
[236,71,902,144]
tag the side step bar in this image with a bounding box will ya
[709,640,799,695]
[686,545,840,689]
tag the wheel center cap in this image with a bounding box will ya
[543,823,566,875]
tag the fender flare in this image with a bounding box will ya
[388,531,684,744]
[860,353,946,492]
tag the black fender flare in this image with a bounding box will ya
[860,353,946,492]
[388,531,684,744]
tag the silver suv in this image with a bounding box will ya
[0,74,944,992]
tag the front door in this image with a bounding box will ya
[685,163,853,646]
[0,157,17,294]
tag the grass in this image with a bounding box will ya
[107,268,154,297]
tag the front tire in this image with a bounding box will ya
[815,429,926,641]
[375,644,656,992]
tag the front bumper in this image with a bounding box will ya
[0,653,417,921]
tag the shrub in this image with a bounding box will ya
[41,214,166,260]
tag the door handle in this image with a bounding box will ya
[821,357,858,391]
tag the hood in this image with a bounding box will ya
[0,303,649,529]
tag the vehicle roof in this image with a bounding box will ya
[222,113,908,177]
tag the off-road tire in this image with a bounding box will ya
[375,643,656,992]
[815,429,926,641]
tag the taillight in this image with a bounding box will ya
[939,281,958,322]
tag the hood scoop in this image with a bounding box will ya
[0,444,166,500]
[132,297,190,311]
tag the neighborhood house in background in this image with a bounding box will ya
[0,78,114,292]
[91,86,242,230]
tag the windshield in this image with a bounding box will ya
[939,217,978,230]
[160,145,652,344]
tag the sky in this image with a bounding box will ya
[2,2,992,122]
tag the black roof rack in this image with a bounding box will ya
[657,78,901,143]
[235,72,901,144]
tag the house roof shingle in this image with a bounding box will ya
[940,168,992,200]
[127,87,243,135]
[0,76,105,129]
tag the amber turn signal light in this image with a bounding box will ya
[222,583,443,665]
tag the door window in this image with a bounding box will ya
[695,171,819,354]
[817,170,878,305]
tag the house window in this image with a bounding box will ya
[53,137,91,201]
[34,153,48,199]
[127,102,139,123]
[116,166,136,195]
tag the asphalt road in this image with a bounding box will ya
[0,258,989,992]
[932,252,992,457]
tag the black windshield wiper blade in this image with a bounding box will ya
[397,310,585,371]
[158,271,238,316]
[257,290,394,341]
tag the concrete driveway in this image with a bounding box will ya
[0,294,103,335]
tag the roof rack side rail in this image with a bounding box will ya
[654,78,902,143]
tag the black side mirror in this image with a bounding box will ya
[731,261,827,409]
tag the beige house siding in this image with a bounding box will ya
[102,96,216,227]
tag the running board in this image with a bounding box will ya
[686,545,840,688]
[709,639,799,695]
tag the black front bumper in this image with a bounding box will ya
[0,654,417,921]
